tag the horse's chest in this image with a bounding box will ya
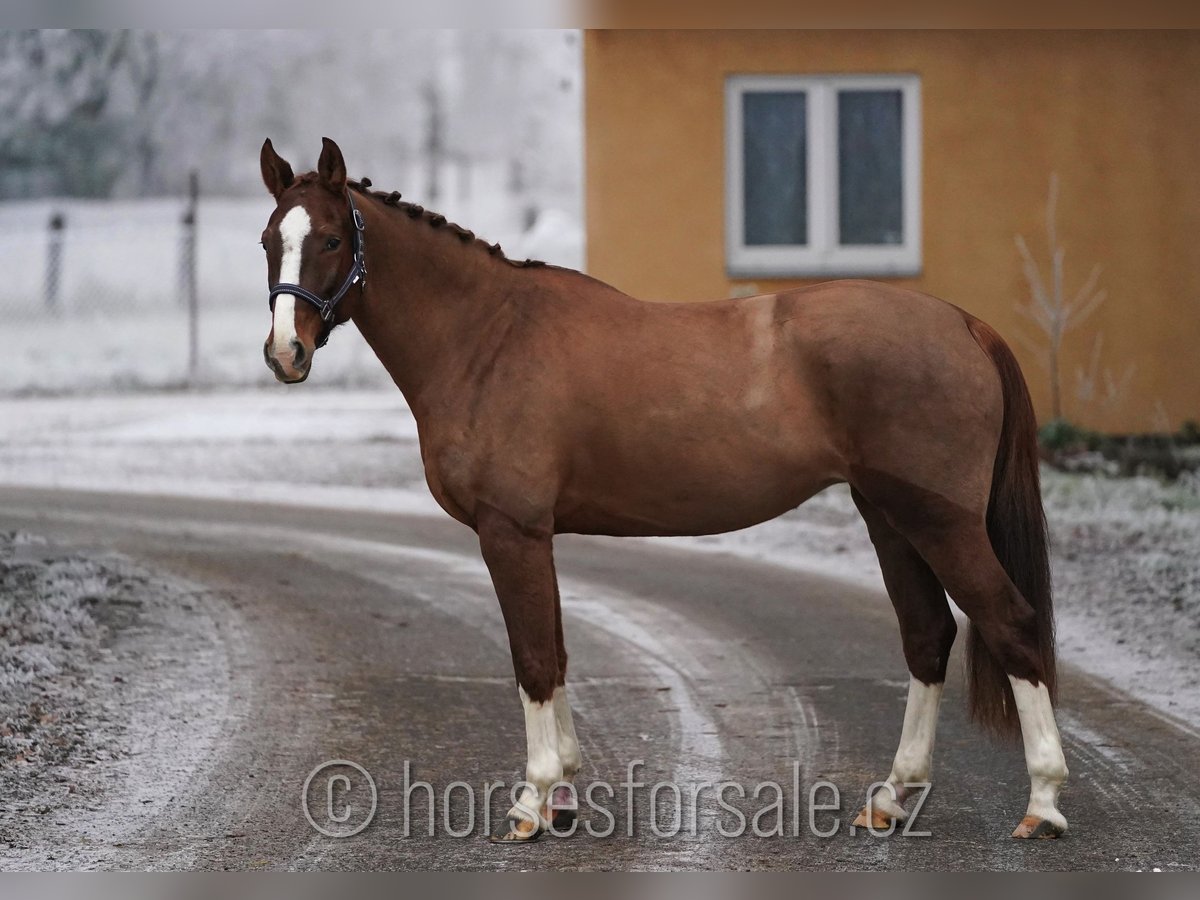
[419,438,479,527]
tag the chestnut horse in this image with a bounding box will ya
[260,138,1068,843]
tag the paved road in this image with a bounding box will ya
[2,486,1197,870]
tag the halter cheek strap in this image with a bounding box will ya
[268,190,367,345]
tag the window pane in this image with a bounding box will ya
[742,91,807,246]
[838,89,904,245]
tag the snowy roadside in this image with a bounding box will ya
[0,388,1197,734]
[0,530,242,869]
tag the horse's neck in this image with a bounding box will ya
[349,203,523,419]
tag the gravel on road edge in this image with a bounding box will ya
[0,531,240,870]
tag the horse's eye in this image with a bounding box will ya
[325,237,341,251]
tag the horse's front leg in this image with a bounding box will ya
[477,503,565,843]
[550,579,582,829]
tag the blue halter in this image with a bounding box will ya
[268,190,367,345]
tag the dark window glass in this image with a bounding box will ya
[837,89,904,245]
[742,91,807,246]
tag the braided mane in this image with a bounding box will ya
[341,175,547,269]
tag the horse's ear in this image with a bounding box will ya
[318,137,347,192]
[260,138,294,199]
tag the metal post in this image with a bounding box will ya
[422,80,443,204]
[181,170,199,381]
[45,211,65,316]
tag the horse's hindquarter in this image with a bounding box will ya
[791,281,1006,514]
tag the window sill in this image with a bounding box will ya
[725,259,923,280]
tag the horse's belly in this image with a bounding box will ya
[553,442,841,537]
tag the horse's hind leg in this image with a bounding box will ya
[851,488,957,831]
[893,508,1068,838]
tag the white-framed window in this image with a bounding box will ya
[725,74,922,278]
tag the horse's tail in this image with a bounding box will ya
[963,316,1056,737]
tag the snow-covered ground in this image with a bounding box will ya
[0,530,238,865]
[1,389,1197,733]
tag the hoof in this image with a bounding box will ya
[548,785,578,834]
[489,816,543,844]
[1012,814,1066,840]
[551,806,577,832]
[852,805,899,833]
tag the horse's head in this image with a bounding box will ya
[259,137,364,383]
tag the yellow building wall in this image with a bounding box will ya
[584,30,1200,433]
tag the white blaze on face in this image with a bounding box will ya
[272,204,312,357]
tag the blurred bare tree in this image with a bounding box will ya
[0,29,581,204]
[0,31,124,196]
[1074,334,1136,421]
[1014,173,1108,422]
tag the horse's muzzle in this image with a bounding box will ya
[264,337,311,384]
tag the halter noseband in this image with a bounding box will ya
[268,190,367,346]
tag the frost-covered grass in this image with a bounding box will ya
[6,306,395,396]
[0,528,236,866]
[0,538,105,691]
[0,532,119,781]
[1040,469,1200,725]
[1042,468,1200,515]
